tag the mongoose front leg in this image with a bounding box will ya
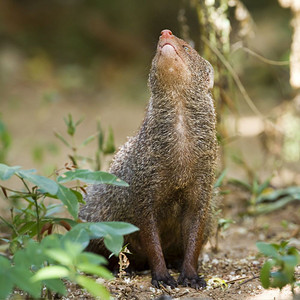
[139,215,177,289]
[178,185,212,289]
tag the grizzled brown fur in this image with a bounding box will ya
[79,29,217,289]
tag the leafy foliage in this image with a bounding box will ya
[55,115,116,170]
[0,162,138,299]
[257,241,300,293]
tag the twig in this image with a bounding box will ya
[234,44,289,66]
[239,275,259,286]
[225,276,250,284]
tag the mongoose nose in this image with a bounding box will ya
[161,29,173,38]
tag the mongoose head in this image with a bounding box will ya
[149,29,214,93]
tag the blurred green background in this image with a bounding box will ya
[0,0,298,185]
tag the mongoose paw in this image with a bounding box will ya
[151,273,178,289]
[177,274,206,290]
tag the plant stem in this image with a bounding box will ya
[33,194,41,242]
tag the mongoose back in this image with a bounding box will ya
[79,29,217,289]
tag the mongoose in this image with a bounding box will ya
[79,29,217,289]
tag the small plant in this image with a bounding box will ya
[55,114,115,170]
[257,241,300,295]
[229,175,273,214]
[0,116,11,163]
[212,212,235,252]
[0,163,138,299]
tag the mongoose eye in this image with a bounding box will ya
[183,45,189,52]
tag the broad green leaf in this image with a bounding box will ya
[271,271,289,289]
[0,274,13,299]
[0,254,11,269]
[0,164,21,180]
[43,278,67,296]
[41,234,63,250]
[0,256,13,299]
[282,255,298,268]
[104,233,123,256]
[260,260,274,289]
[257,242,280,258]
[76,275,110,299]
[17,170,59,195]
[31,266,69,281]
[76,252,107,265]
[77,263,113,279]
[62,226,90,250]
[11,267,42,298]
[57,169,128,187]
[56,184,79,219]
[91,222,139,236]
[44,249,72,266]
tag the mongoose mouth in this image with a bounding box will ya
[158,30,182,61]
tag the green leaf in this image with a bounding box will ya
[62,226,90,250]
[11,267,42,298]
[214,169,227,188]
[0,255,13,299]
[76,275,110,299]
[97,121,104,151]
[0,273,13,299]
[255,195,298,215]
[260,260,274,289]
[256,186,300,203]
[76,252,107,266]
[282,255,298,268]
[104,233,123,256]
[43,278,67,296]
[44,249,73,265]
[91,222,139,236]
[271,271,289,289]
[54,131,72,148]
[0,164,21,180]
[256,242,280,259]
[228,178,252,191]
[31,266,70,281]
[17,170,59,195]
[57,169,128,187]
[103,126,115,154]
[77,263,113,279]
[41,234,63,250]
[56,184,79,219]
[257,177,272,195]
[80,133,97,147]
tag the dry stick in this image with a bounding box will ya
[239,275,260,286]
[201,36,283,133]
[225,276,251,284]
